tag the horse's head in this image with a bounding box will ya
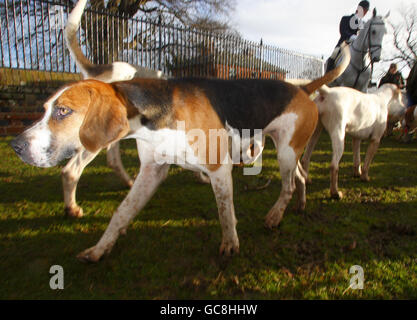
[365,8,390,62]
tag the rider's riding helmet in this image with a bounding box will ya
[358,1,370,14]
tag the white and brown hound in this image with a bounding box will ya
[301,83,404,199]
[10,44,350,262]
[62,0,163,218]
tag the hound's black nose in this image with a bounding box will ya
[10,137,28,156]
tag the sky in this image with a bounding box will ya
[232,0,416,79]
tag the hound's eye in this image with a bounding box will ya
[53,106,73,120]
[372,30,376,35]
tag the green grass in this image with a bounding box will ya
[0,133,416,299]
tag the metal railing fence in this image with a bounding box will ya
[0,0,324,82]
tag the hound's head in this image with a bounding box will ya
[10,80,130,167]
[386,87,407,123]
[380,82,403,105]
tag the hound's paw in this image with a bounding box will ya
[331,191,343,200]
[126,179,134,188]
[295,201,306,212]
[219,239,239,256]
[64,205,84,218]
[353,168,362,178]
[77,246,104,263]
[264,210,284,229]
[360,174,370,182]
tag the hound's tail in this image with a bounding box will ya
[301,42,351,95]
[64,0,92,75]
[317,85,331,96]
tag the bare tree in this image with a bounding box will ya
[85,0,236,30]
[0,0,237,71]
[77,0,237,69]
[388,3,417,69]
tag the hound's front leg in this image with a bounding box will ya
[77,162,170,263]
[208,164,239,256]
[62,148,100,218]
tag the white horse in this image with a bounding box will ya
[331,9,390,93]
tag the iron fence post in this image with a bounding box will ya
[158,14,162,71]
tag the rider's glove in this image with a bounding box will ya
[348,34,358,43]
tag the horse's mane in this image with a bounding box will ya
[354,11,387,50]
[358,14,384,37]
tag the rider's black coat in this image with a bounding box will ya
[337,14,360,46]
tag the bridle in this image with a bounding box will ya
[350,18,385,88]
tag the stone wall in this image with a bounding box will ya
[0,68,82,135]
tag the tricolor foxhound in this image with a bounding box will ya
[62,0,163,218]
[10,45,350,262]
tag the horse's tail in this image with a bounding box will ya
[64,0,93,76]
[302,42,350,95]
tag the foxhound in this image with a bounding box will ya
[384,90,407,137]
[10,44,350,262]
[62,0,163,218]
[301,83,404,199]
[403,105,417,134]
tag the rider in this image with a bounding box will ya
[326,1,370,72]
[406,61,417,107]
[379,63,405,89]
[402,61,417,142]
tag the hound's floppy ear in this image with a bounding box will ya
[79,86,129,153]
[373,8,377,17]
